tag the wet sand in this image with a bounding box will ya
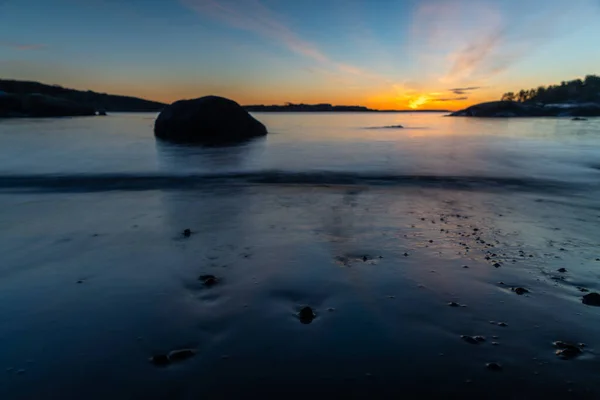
[1,179,600,399]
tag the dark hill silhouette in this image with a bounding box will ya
[500,75,600,104]
[450,75,600,117]
[0,79,166,112]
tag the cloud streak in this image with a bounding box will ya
[449,86,482,95]
[412,0,600,87]
[436,96,468,102]
[182,0,328,63]
[181,0,391,86]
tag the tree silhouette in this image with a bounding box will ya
[500,75,600,104]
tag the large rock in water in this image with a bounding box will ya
[154,96,267,144]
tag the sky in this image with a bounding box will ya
[1,0,599,110]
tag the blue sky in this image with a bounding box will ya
[1,0,599,109]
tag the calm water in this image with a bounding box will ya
[0,112,599,180]
[1,113,600,399]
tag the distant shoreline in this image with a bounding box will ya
[244,105,449,113]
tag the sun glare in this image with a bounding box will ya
[408,95,430,109]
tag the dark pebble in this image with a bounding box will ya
[512,287,529,295]
[497,322,508,327]
[463,265,469,269]
[461,335,481,345]
[493,263,501,268]
[168,349,196,362]
[557,268,567,273]
[582,292,600,306]
[448,302,460,307]
[183,229,192,237]
[577,287,589,293]
[486,362,502,371]
[404,252,409,257]
[553,342,583,359]
[199,274,219,287]
[76,280,84,284]
[298,306,316,324]
[474,336,486,342]
[150,354,170,366]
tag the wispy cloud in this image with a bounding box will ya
[181,0,391,86]
[411,0,600,87]
[182,0,328,63]
[0,42,46,51]
[436,97,468,102]
[449,86,482,95]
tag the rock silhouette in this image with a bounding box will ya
[154,96,267,144]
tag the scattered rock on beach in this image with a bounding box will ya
[461,335,485,344]
[486,362,502,371]
[150,349,196,366]
[183,228,192,237]
[298,306,316,324]
[168,349,196,362]
[199,274,219,287]
[582,292,600,306]
[150,354,170,366]
[512,287,529,295]
[557,268,567,273]
[553,342,584,359]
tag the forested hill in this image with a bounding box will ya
[0,79,166,112]
[501,75,600,104]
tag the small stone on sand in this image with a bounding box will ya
[582,292,600,306]
[553,342,583,359]
[199,274,218,287]
[448,302,460,307]
[497,322,508,327]
[486,362,502,371]
[557,268,567,273]
[168,349,196,362]
[183,229,192,237]
[512,287,529,295]
[298,306,316,324]
[150,354,170,366]
[461,335,482,345]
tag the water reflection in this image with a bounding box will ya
[155,137,266,174]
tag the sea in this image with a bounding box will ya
[1,112,599,398]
